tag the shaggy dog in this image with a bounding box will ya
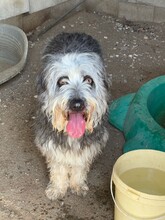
[35,32,110,200]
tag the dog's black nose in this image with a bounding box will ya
[69,99,85,112]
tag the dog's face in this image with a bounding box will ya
[40,52,108,139]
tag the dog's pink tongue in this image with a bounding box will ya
[66,113,85,138]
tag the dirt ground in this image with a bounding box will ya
[1,10,165,220]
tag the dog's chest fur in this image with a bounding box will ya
[35,110,108,166]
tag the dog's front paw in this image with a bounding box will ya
[45,183,67,200]
[71,183,89,197]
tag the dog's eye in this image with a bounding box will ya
[57,77,68,87]
[83,76,94,86]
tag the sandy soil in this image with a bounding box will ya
[0,10,165,220]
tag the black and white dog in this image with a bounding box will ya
[35,33,110,200]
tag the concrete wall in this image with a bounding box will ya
[0,0,69,20]
[86,0,165,23]
[1,0,165,32]
[0,0,29,20]
[119,0,165,23]
[0,0,84,32]
[28,0,67,13]
[86,0,119,16]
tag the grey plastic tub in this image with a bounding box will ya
[0,24,28,84]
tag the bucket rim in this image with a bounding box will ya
[112,149,165,201]
[110,178,165,220]
[112,171,165,201]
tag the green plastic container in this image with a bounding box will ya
[109,75,165,153]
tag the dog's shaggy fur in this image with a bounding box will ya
[35,32,110,200]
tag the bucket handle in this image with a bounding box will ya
[110,176,165,220]
[110,177,135,219]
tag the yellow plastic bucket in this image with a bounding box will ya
[111,150,165,220]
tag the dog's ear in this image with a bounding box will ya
[103,71,112,103]
[36,69,46,94]
[102,66,112,90]
[103,79,109,91]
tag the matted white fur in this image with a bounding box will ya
[39,129,108,166]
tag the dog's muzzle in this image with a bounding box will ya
[52,99,94,139]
